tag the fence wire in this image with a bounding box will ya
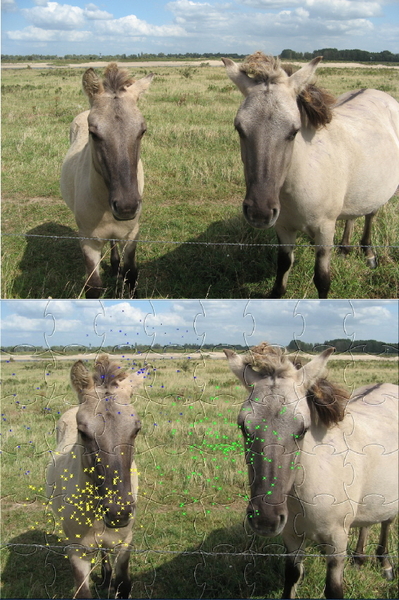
[2,542,398,561]
[2,231,399,250]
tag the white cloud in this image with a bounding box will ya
[6,25,91,41]
[238,0,383,19]
[84,3,113,20]
[21,2,86,31]
[1,0,18,12]
[93,13,187,38]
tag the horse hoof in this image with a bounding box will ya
[366,256,378,269]
[382,566,394,581]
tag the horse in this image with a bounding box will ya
[222,53,399,298]
[225,343,398,598]
[60,63,154,298]
[46,355,145,598]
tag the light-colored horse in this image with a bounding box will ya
[225,343,398,598]
[46,355,145,598]
[61,63,154,298]
[223,53,399,298]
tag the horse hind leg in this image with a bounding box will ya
[352,526,369,568]
[376,517,395,580]
[338,219,355,256]
[360,211,378,269]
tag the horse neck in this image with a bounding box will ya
[68,440,95,498]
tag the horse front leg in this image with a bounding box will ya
[324,554,345,599]
[313,224,335,298]
[114,548,132,599]
[80,239,105,299]
[282,554,305,599]
[282,530,305,599]
[120,238,138,298]
[68,552,92,599]
[270,230,297,298]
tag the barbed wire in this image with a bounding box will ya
[2,231,399,250]
[2,542,397,560]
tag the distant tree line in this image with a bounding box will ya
[280,48,399,63]
[286,339,398,354]
[1,52,246,63]
[2,48,398,63]
[2,340,397,355]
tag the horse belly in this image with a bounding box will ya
[344,384,398,526]
[335,93,399,217]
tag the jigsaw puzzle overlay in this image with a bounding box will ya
[1,299,398,599]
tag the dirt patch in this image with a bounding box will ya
[1,352,397,362]
[2,61,398,70]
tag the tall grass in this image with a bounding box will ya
[1,64,399,298]
[1,354,398,598]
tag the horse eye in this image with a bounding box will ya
[294,427,307,440]
[89,129,100,141]
[287,129,299,141]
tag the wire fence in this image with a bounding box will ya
[3,231,399,250]
[2,541,398,560]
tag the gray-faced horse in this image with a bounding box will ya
[46,356,145,598]
[223,53,399,298]
[61,63,154,298]
[225,343,398,598]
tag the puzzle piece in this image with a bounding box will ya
[1,299,398,599]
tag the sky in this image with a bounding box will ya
[1,299,398,350]
[1,0,399,57]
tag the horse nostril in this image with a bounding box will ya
[272,208,279,221]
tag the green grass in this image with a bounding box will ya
[1,354,398,598]
[1,65,399,298]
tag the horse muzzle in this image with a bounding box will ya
[111,199,142,221]
[243,201,279,229]
[103,507,135,529]
[246,503,287,537]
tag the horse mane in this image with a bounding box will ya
[103,62,135,95]
[245,342,299,379]
[240,51,287,85]
[241,52,335,129]
[307,379,349,427]
[244,343,349,427]
[93,354,128,389]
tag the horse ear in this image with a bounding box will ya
[70,360,95,396]
[127,73,155,101]
[297,347,335,390]
[288,56,323,94]
[82,68,104,103]
[222,57,258,96]
[224,349,263,390]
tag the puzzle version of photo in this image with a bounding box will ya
[1,299,398,599]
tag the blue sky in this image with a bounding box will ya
[1,300,398,350]
[2,1,398,56]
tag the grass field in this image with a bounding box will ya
[1,63,399,299]
[1,353,398,598]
